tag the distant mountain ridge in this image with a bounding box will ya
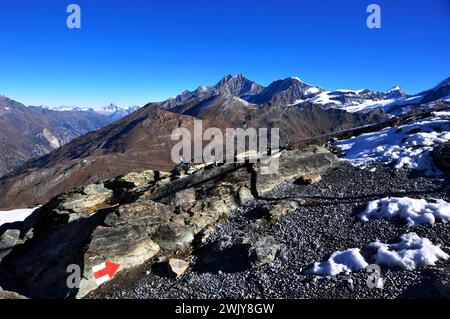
[246,77,314,106]
[30,74,450,118]
[161,74,264,109]
[160,74,450,114]
[38,103,140,121]
[0,96,132,176]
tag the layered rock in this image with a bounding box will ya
[0,146,338,298]
[0,229,22,263]
[248,236,280,268]
[256,145,338,194]
[167,258,190,278]
[0,288,28,299]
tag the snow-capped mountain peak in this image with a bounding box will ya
[386,85,401,93]
[384,86,408,99]
[161,74,264,109]
[106,103,119,110]
[92,103,140,120]
[38,103,140,121]
[95,103,123,114]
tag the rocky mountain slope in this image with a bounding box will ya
[0,100,389,210]
[246,77,314,106]
[161,74,263,109]
[386,77,450,115]
[0,104,201,209]
[88,162,449,300]
[1,75,449,210]
[0,95,117,176]
[164,74,450,115]
[1,130,448,299]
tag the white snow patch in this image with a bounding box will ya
[329,98,394,113]
[309,91,342,106]
[388,94,424,109]
[305,248,369,276]
[304,87,320,96]
[336,111,450,175]
[0,207,38,227]
[369,233,449,271]
[296,89,394,113]
[350,98,394,112]
[288,98,305,106]
[359,197,450,225]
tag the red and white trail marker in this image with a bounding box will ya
[92,261,120,285]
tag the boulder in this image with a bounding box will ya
[0,288,28,299]
[268,200,301,221]
[60,183,113,215]
[174,188,196,206]
[0,198,163,299]
[78,225,160,297]
[248,236,280,268]
[117,170,157,188]
[167,258,189,278]
[109,170,172,191]
[295,174,322,185]
[0,146,339,298]
[0,229,21,262]
[0,165,248,298]
[238,187,254,204]
[256,145,338,195]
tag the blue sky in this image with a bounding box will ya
[0,0,449,108]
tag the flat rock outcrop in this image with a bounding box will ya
[0,146,338,298]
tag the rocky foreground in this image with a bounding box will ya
[0,145,338,298]
[0,142,449,299]
[88,162,450,299]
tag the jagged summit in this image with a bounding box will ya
[161,74,263,109]
[246,77,314,105]
[384,86,408,99]
[160,74,450,112]
[213,73,264,97]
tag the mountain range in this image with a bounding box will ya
[39,103,140,121]
[0,96,117,176]
[0,74,449,209]
[163,74,450,114]
[0,99,141,176]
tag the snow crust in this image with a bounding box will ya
[306,248,369,276]
[369,233,449,271]
[336,111,450,175]
[0,208,38,227]
[359,197,450,225]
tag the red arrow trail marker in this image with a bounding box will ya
[92,261,120,285]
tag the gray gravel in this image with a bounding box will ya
[90,162,450,299]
